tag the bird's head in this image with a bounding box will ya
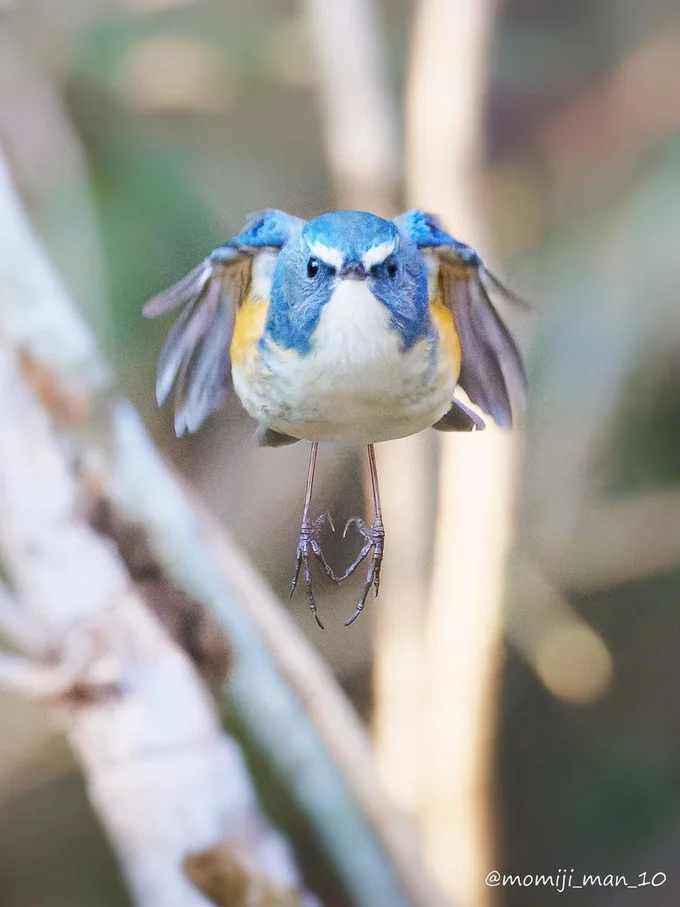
[268,210,429,353]
[302,210,400,280]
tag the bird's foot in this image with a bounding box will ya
[290,512,337,629]
[339,517,385,626]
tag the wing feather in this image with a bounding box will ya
[143,261,212,318]
[398,209,528,429]
[440,259,527,428]
[171,278,235,435]
[143,210,301,436]
[154,274,218,406]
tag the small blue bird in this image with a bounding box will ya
[144,209,527,627]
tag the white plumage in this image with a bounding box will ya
[233,277,457,443]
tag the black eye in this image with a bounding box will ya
[307,257,320,278]
[386,258,398,279]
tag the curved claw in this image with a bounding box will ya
[290,512,339,629]
[344,609,363,627]
[340,518,385,625]
[343,517,361,539]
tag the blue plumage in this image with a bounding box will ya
[264,210,431,354]
[264,233,335,356]
[228,208,302,250]
[144,206,528,626]
[396,208,481,264]
[302,210,397,262]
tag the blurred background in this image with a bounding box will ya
[1,0,680,905]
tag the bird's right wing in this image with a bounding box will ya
[143,209,303,436]
[397,209,528,429]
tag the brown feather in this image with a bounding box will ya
[438,255,527,429]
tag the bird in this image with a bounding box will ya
[143,208,527,628]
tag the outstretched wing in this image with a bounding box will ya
[143,209,302,436]
[396,209,528,429]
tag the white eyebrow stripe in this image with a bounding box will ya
[308,241,344,270]
[362,239,396,269]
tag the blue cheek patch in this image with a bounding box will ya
[264,259,333,355]
[370,264,430,351]
[262,210,435,355]
[265,244,432,355]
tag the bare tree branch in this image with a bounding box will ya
[0,651,81,698]
[0,580,46,653]
[0,143,434,906]
[0,341,318,907]
[98,399,447,907]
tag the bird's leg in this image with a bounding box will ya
[340,443,385,626]
[290,442,336,629]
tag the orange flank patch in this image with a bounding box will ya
[230,295,269,369]
[429,290,461,373]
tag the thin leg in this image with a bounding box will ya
[341,443,385,626]
[290,442,336,629]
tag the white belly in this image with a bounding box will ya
[233,280,457,443]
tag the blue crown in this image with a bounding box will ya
[302,211,398,263]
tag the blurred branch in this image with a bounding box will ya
[552,489,680,592]
[0,580,46,653]
[507,137,680,702]
[372,434,432,815]
[521,140,680,556]
[0,146,319,904]
[100,402,448,907]
[506,556,613,704]
[0,26,112,346]
[0,647,94,699]
[405,3,506,907]
[0,339,315,907]
[406,0,491,244]
[302,0,400,214]
[538,28,680,190]
[0,148,439,907]
[184,840,311,907]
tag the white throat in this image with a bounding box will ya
[311,278,394,365]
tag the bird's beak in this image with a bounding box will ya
[338,261,366,280]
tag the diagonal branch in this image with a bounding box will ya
[0,140,440,907]
[0,335,319,907]
[99,400,447,907]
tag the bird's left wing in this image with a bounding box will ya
[396,209,528,429]
[143,209,303,436]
